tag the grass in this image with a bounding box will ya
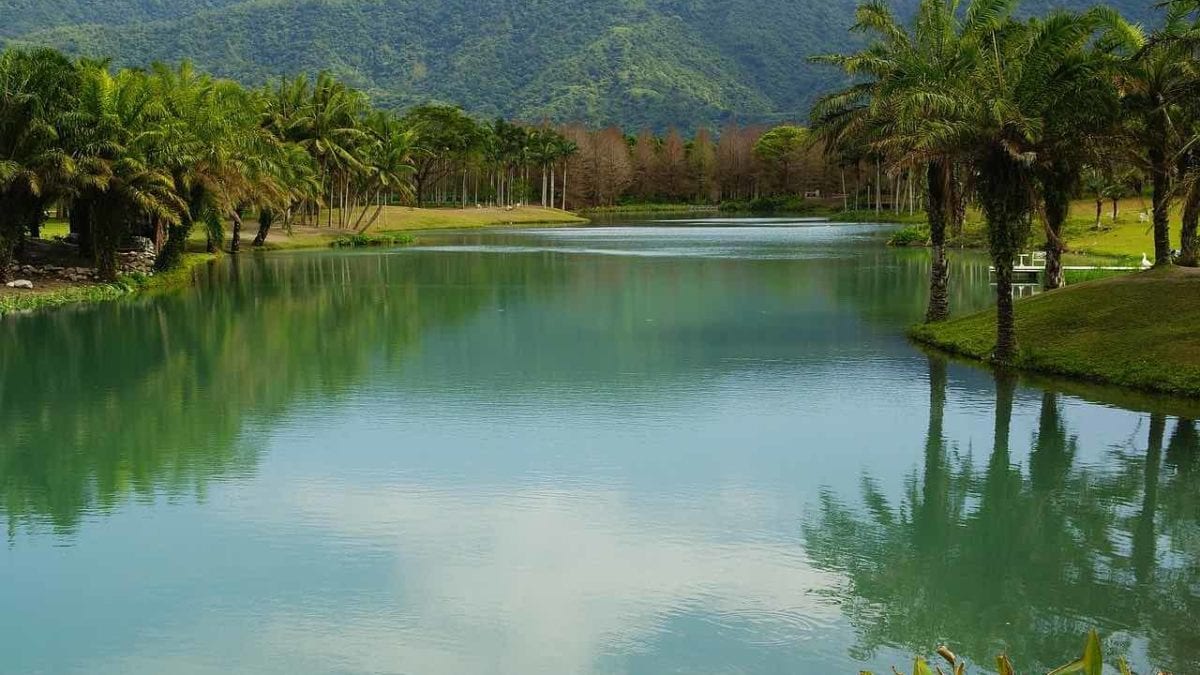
[370,205,586,231]
[831,197,1177,260]
[256,205,585,249]
[0,252,216,317]
[1061,197,1174,260]
[910,266,1200,397]
[43,205,587,253]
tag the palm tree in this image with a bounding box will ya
[1033,12,1123,289]
[148,62,272,260]
[811,0,1014,324]
[352,110,414,232]
[1109,2,1200,266]
[66,65,185,280]
[0,48,79,281]
[949,10,1110,362]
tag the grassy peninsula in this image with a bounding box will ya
[911,267,1200,396]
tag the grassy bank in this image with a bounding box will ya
[874,197,1175,260]
[41,206,587,252]
[0,253,216,317]
[256,205,586,249]
[910,266,1200,396]
[6,206,583,316]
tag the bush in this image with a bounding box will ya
[329,233,415,248]
[720,197,829,214]
[888,224,930,247]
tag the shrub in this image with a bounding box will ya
[329,233,415,248]
[888,224,930,247]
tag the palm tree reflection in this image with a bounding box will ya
[804,358,1200,672]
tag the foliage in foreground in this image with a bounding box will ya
[868,631,1161,675]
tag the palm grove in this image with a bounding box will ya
[0,53,591,281]
[1,48,856,287]
[813,0,1200,362]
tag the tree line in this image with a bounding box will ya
[2,45,890,285]
[812,0,1200,362]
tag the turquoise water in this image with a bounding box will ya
[2,219,1197,674]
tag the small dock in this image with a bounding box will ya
[990,252,1142,285]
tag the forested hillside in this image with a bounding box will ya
[1,0,1159,129]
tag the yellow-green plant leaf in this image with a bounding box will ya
[996,654,1015,675]
[1047,631,1104,675]
[1118,658,1133,675]
[913,657,935,675]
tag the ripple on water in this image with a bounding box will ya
[699,607,835,647]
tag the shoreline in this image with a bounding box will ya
[1,206,587,318]
[1,253,218,318]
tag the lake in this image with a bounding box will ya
[2,218,1197,674]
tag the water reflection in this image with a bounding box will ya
[804,355,1200,673]
[0,224,1197,674]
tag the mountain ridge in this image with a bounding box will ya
[1,0,1158,129]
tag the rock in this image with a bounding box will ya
[5,279,34,289]
[128,236,156,254]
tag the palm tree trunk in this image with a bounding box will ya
[93,198,122,282]
[949,165,965,239]
[253,210,274,247]
[1150,133,1173,266]
[1041,168,1071,290]
[993,258,1017,362]
[925,161,950,323]
[1180,181,1200,267]
[230,210,242,253]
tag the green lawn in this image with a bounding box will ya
[39,206,588,252]
[1061,198,1176,261]
[911,266,1200,396]
[370,205,587,231]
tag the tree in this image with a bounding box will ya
[752,125,809,195]
[631,129,657,200]
[811,0,1013,324]
[962,11,1109,361]
[0,48,79,281]
[716,123,755,201]
[656,127,688,200]
[1034,19,1122,289]
[68,65,186,280]
[1110,2,1200,266]
[690,127,718,203]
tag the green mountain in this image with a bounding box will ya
[0,0,1158,129]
